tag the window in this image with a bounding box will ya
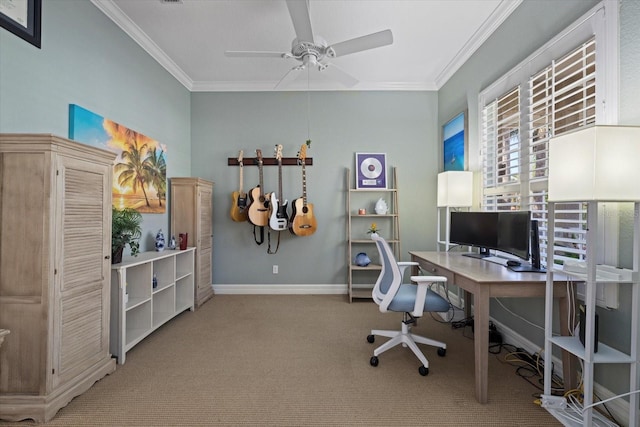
[479,2,617,268]
[482,87,521,212]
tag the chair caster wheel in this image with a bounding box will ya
[367,334,375,343]
[419,366,429,376]
[437,347,446,357]
[370,356,379,367]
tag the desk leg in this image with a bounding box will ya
[464,290,472,320]
[558,294,578,391]
[474,286,490,404]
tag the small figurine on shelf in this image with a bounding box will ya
[168,235,177,250]
[354,252,371,267]
[374,198,388,215]
[155,229,165,252]
[152,273,158,289]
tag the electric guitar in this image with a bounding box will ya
[247,149,270,227]
[230,150,248,222]
[269,144,289,231]
[289,144,317,236]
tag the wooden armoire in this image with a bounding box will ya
[170,177,214,307]
[0,134,117,422]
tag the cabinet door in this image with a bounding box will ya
[197,184,213,299]
[52,155,111,389]
[0,150,49,393]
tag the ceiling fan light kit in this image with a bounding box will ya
[224,0,393,89]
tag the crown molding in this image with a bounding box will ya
[191,80,437,92]
[434,0,522,89]
[90,0,194,90]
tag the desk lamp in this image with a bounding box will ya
[437,171,473,250]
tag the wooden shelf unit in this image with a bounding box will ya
[110,249,196,364]
[345,167,400,302]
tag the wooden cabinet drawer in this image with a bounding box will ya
[415,259,455,284]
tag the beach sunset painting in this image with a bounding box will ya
[69,104,166,213]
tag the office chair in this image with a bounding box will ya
[367,235,450,376]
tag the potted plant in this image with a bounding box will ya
[367,222,380,238]
[111,206,142,264]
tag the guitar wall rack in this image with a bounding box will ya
[227,157,313,166]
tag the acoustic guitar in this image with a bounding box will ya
[230,150,248,222]
[247,149,270,227]
[289,144,317,236]
[269,144,289,231]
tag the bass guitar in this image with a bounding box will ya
[230,150,248,222]
[269,144,289,231]
[247,149,270,227]
[289,144,317,236]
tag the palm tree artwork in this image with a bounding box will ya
[145,146,167,207]
[68,105,167,214]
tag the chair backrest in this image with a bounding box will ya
[371,235,403,311]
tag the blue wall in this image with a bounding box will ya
[438,0,640,400]
[0,0,192,248]
[191,91,439,284]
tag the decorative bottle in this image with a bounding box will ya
[155,229,165,252]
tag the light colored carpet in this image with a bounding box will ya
[1,294,560,426]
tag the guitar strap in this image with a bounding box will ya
[253,225,264,245]
[267,229,281,254]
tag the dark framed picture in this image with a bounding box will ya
[0,0,41,48]
[443,111,467,171]
[355,152,387,189]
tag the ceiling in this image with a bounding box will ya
[91,0,522,92]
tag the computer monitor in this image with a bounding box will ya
[450,211,544,272]
[449,212,498,257]
[496,211,530,261]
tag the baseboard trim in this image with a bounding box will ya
[212,284,347,295]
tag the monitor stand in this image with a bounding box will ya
[462,248,491,259]
[508,264,546,273]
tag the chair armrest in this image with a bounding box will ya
[398,261,419,278]
[398,262,419,267]
[410,276,447,317]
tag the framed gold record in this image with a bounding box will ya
[355,153,387,189]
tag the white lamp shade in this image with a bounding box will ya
[548,126,640,202]
[437,171,473,207]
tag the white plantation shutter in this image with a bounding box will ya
[527,37,596,183]
[480,30,605,268]
[527,37,595,266]
[482,87,521,212]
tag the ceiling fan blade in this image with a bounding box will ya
[319,63,358,87]
[275,65,305,89]
[286,0,314,43]
[225,51,288,58]
[329,29,393,58]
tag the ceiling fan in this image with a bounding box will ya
[224,0,393,89]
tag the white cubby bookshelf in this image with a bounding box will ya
[110,248,196,364]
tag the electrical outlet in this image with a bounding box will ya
[272,265,278,274]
